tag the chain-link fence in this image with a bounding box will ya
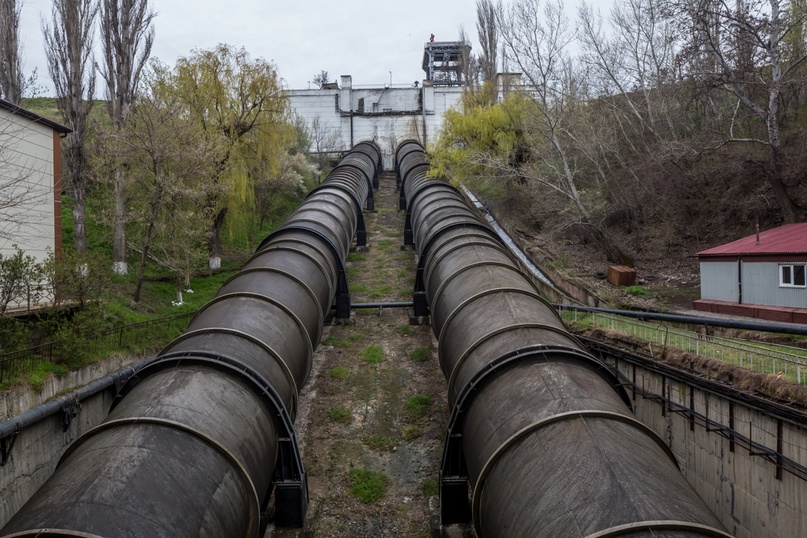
[558,305,807,385]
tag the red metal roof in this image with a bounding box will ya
[697,223,807,257]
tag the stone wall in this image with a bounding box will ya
[605,355,807,538]
[0,356,140,527]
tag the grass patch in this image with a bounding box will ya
[346,266,361,279]
[351,283,370,295]
[365,434,395,452]
[323,333,363,348]
[368,284,393,298]
[625,285,648,296]
[400,425,422,440]
[27,362,70,392]
[398,324,413,336]
[347,253,367,263]
[421,476,439,496]
[360,345,385,365]
[411,347,430,362]
[404,395,433,418]
[329,366,350,380]
[348,468,389,504]
[328,405,352,424]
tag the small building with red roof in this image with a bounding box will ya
[693,223,807,323]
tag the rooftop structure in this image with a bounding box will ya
[422,41,471,86]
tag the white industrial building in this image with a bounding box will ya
[287,41,472,170]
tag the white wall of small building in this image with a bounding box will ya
[699,261,739,303]
[742,261,807,309]
[700,259,807,309]
[0,108,56,265]
[287,76,464,170]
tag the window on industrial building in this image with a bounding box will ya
[780,264,806,287]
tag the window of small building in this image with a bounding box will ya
[780,264,806,287]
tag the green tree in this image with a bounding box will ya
[122,62,224,304]
[0,245,42,314]
[173,44,293,268]
[430,91,527,200]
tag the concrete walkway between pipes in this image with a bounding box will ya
[268,171,450,538]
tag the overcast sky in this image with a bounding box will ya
[19,0,613,96]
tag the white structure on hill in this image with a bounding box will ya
[287,41,475,170]
[288,75,464,171]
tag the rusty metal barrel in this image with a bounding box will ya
[396,141,731,538]
[0,143,381,538]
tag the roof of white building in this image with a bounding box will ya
[0,98,71,134]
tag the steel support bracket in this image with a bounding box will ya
[412,264,430,317]
[403,211,414,246]
[355,211,367,247]
[335,267,351,319]
[440,428,470,524]
[272,435,309,527]
[60,397,80,432]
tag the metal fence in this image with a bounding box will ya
[0,312,195,383]
[557,305,807,385]
[3,284,57,315]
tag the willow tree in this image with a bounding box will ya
[43,0,99,255]
[173,44,292,269]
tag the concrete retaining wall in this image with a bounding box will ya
[605,356,807,538]
[0,356,139,527]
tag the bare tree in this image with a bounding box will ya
[476,0,499,83]
[313,70,330,88]
[99,0,155,274]
[43,0,98,255]
[0,0,23,103]
[498,0,631,263]
[680,0,807,222]
[309,115,341,170]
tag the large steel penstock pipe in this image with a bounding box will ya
[396,140,731,538]
[0,142,381,538]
